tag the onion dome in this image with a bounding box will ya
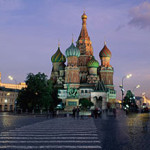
[87,56,99,68]
[81,11,87,19]
[51,47,66,63]
[99,42,112,58]
[65,42,80,58]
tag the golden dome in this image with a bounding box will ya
[81,12,87,19]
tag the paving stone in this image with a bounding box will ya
[0,117,101,150]
[94,110,150,150]
[0,110,150,150]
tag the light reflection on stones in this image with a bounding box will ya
[126,112,150,148]
[126,113,149,133]
[0,112,47,133]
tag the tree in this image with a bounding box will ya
[79,98,93,110]
[122,90,138,112]
[17,72,59,112]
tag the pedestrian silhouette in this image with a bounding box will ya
[76,106,80,119]
[94,108,98,119]
[72,107,76,119]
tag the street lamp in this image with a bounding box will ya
[133,84,140,94]
[120,74,132,101]
[8,75,17,84]
[126,74,132,79]
[8,75,13,81]
[8,75,17,113]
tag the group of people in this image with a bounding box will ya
[72,107,80,119]
[91,107,117,118]
[91,107,102,118]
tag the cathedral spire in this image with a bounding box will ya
[82,11,87,25]
[72,34,74,43]
[58,39,60,48]
[77,11,90,41]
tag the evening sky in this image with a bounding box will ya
[0,0,150,99]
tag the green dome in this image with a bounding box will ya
[51,47,66,63]
[65,43,80,58]
[87,56,99,68]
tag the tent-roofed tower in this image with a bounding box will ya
[76,12,93,83]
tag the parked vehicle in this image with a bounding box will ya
[56,102,65,110]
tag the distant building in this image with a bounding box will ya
[50,12,116,111]
[135,95,150,109]
[0,72,26,112]
[142,95,150,107]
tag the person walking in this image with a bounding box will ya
[56,109,59,117]
[76,106,80,119]
[113,108,116,118]
[98,107,102,118]
[94,108,98,119]
[72,107,76,119]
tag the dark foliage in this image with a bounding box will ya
[17,72,60,112]
[122,90,138,112]
[79,98,93,110]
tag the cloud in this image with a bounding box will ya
[0,0,23,11]
[128,1,150,29]
[115,24,126,31]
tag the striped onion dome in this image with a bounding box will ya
[87,56,99,68]
[99,42,112,58]
[51,47,66,63]
[65,42,80,58]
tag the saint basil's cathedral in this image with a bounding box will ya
[50,12,116,111]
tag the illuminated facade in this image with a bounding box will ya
[0,72,26,112]
[50,12,116,110]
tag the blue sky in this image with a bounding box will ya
[0,0,150,99]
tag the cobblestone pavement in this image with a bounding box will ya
[0,112,48,133]
[0,110,150,150]
[94,109,150,150]
[0,117,101,150]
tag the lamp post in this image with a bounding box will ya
[4,92,10,111]
[133,85,140,94]
[132,85,140,105]
[120,74,132,101]
[8,75,17,113]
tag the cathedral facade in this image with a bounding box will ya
[50,12,116,110]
